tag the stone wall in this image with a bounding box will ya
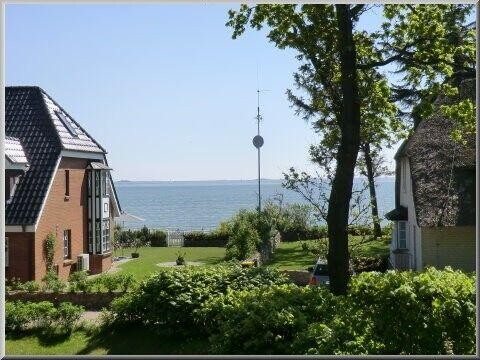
[6,291,121,311]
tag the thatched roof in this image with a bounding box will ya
[398,78,476,227]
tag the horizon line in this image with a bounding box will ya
[114,175,396,182]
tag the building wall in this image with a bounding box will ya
[390,157,422,270]
[5,232,35,281]
[421,226,475,272]
[34,157,89,281]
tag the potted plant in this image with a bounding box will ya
[176,251,186,266]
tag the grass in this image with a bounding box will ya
[268,236,391,271]
[6,325,208,355]
[115,246,226,280]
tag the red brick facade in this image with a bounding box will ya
[6,156,114,281]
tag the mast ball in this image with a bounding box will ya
[252,135,264,148]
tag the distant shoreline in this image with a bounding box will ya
[115,176,395,184]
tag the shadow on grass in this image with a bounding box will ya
[7,328,73,347]
[77,324,209,355]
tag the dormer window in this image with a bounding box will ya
[55,110,78,137]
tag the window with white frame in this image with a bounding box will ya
[63,230,71,259]
[102,219,110,252]
[397,221,407,249]
[5,237,9,267]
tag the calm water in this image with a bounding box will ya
[115,178,395,230]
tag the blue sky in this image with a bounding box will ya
[7,4,396,181]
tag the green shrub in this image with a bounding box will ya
[225,218,259,260]
[109,263,288,333]
[149,230,167,247]
[6,301,39,333]
[183,231,229,247]
[6,301,84,335]
[199,268,475,355]
[345,267,476,354]
[202,284,338,354]
[350,256,389,273]
[54,302,84,333]
[68,271,90,293]
[224,209,275,260]
[42,271,66,293]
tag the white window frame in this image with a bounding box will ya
[397,221,407,249]
[63,230,71,259]
[5,237,9,267]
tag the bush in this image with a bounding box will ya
[6,301,84,335]
[345,267,476,354]
[351,255,389,273]
[200,268,475,355]
[202,284,338,354]
[42,271,66,293]
[68,271,91,293]
[149,230,167,247]
[224,209,275,261]
[109,264,288,333]
[91,273,137,293]
[183,231,229,247]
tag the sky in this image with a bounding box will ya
[7,4,399,181]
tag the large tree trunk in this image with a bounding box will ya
[327,5,362,295]
[362,142,382,238]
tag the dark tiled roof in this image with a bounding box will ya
[401,79,476,227]
[5,86,107,225]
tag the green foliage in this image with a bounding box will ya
[224,209,275,260]
[199,268,475,355]
[6,301,84,335]
[6,278,40,293]
[203,284,337,354]
[441,99,475,144]
[183,231,229,247]
[116,227,166,249]
[350,256,389,273]
[42,271,66,293]
[108,264,288,333]
[90,273,137,293]
[43,233,56,271]
[149,230,167,247]
[68,271,92,293]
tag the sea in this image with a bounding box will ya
[115,178,395,230]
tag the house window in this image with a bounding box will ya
[88,220,93,253]
[102,219,110,252]
[63,230,71,259]
[95,222,101,253]
[5,237,9,267]
[397,221,407,249]
[101,172,107,197]
[65,170,70,196]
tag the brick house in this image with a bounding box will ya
[5,86,122,281]
[385,79,475,272]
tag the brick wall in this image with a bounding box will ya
[34,157,90,281]
[5,232,35,281]
[421,226,475,271]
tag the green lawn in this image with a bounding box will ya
[268,236,390,271]
[6,326,208,355]
[115,246,226,280]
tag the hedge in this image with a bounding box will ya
[108,263,288,334]
[200,267,475,355]
[183,232,229,247]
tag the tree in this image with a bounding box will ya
[227,4,475,294]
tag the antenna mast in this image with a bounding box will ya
[252,88,264,213]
